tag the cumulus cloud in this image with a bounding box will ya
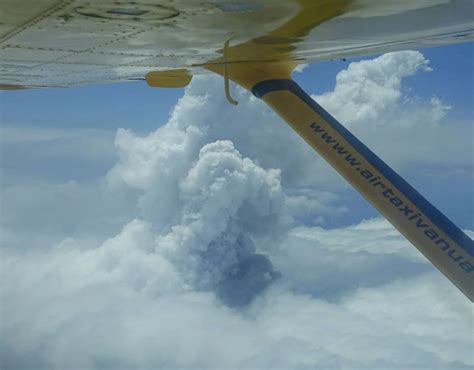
[313,51,473,174]
[1,50,473,369]
[315,51,432,126]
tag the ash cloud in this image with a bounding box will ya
[152,140,286,306]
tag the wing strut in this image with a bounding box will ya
[208,63,474,301]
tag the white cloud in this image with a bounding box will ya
[0,180,137,251]
[1,50,473,369]
[314,51,432,126]
[154,140,286,305]
[0,126,116,165]
[1,217,471,369]
[293,63,308,73]
[313,51,472,173]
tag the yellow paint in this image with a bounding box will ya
[145,0,349,90]
[145,69,193,88]
[0,84,27,90]
[204,0,350,88]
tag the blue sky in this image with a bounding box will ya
[1,42,473,369]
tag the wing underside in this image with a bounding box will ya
[1,0,473,88]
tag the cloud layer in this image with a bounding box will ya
[2,218,471,369]
[1,51,473,369]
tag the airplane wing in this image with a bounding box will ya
[1,0,473,301]
[1,0,473,88]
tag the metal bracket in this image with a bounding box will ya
[223,34,238,106]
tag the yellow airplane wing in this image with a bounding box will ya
[1,0,473,88]
[1,0,473,301]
